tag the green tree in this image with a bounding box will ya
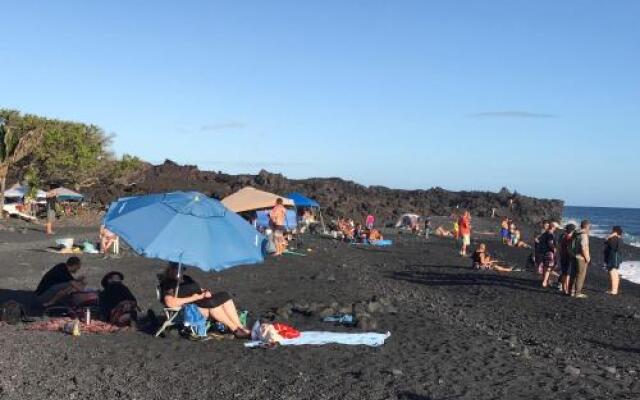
[33,123,111,189]
[0,113,44,218]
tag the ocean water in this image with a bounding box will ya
[562,206,640,248]
[563,206,640,284]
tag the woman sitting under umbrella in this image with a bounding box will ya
[159,262,250,338]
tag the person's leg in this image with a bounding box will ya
[208,306,240,332]
[220,300,246,330]
[542,267,551,287]
[492,265,513,273]
[610,269,620,295]
[42,284,75,307]
[575,258,588,296]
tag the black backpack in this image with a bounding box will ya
[0,301,27,325]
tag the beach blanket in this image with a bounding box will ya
[245,331,391,348]
[25,317,125,334]
[351,240,393,247]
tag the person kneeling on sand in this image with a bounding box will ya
[35,256,86,307]
[160,262,250,339]
[472,244,517,273]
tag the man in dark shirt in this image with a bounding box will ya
[35,256,85,307]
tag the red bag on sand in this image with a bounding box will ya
[272,323,300,339]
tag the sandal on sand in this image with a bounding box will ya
[575,293,588,299]
[233,329,251,339]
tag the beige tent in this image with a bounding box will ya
[221,187,294,213]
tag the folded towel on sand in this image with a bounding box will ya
[245,331,391,348]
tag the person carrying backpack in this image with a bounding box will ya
[569,220,591,298]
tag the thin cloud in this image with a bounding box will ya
[200,122,246,131]
[469,111,557,119]
[199,160,310,168]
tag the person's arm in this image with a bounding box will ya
[581,236,590,263]
[164,291,206,309]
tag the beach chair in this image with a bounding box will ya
[154,283,181,338]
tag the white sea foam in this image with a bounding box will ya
[619,261,640,284]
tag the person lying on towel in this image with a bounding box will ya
[99,271,138,326]
[159,262,251,339]
[35,256,87,308]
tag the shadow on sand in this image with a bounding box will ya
[390,269,556,295]
[585,338,640,354]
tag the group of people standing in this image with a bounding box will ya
[536,220,624,297]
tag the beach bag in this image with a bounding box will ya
[0,301,26,325]
[569,232,583,258]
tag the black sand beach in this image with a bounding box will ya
[1,218,639,399]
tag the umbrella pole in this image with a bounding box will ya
[175,257,183,297]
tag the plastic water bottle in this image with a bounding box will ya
[85,308,91,325]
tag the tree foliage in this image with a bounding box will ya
[0,109,144,190]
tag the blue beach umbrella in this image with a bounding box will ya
[104,191,264,271]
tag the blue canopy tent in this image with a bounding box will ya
[285,193,320,209]
[104,191,264,272]
[285,192,326,233]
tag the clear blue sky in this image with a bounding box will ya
[1,1,638,207]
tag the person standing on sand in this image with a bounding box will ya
[365,213,375,230]
[540,223,558,288]
[571,220,591,298]
[45,191,57,235]
[558,224,576,295]
[459,211,472,257]
[269,198,287,256]
[604,226,624,295]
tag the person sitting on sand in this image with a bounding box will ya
[99,271,138,326]
[160,262,250,339]
[368,228,383,242]
[353,223,366,243]
[99,225,118,254]
[435,226,453,237]
[472,244,516,273]
[509,225,531,248]
[35,256,86,307]
[500,218,510,244]
[604,226,624,295]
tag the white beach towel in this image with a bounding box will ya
[245,331,391,348]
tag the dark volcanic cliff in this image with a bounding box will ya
[88,160,564,224]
